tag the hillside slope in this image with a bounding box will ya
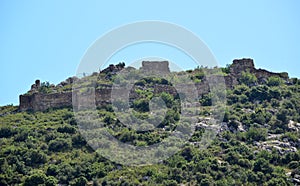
[1,60,300,185]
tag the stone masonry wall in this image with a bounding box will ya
[19,59,289,112]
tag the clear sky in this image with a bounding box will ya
[1,0,299,105]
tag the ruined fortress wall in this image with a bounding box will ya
[20,88,114,112]
[230,58,289,80]
[230,58,255,75]
[141,61,170,73]
[255,69,289,80]
[19,59,289,112]
[19,81,223,112]
[19,92,73,111]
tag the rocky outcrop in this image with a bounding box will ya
[29,80,41,93]
[288,120,300,132]
[255,140,298,154]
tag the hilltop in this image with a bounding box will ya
[19,58,289,112]
[0,58,300,185]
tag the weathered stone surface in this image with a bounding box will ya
[230,58,255,76]
[288,120,300,132]
[29,79,41,93]
[141,61,170,74]
[19,92,73,111]
[100,63,125,74]
[255,139,297,154]
[230,58,289,80]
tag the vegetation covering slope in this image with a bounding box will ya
[1,65,300,185]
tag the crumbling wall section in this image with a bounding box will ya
[19,59,289,112]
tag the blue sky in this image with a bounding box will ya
[1,0,299,105]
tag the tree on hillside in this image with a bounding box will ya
[239,71,257,86]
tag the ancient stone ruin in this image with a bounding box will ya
[141,61,170,74]
[230,58,288,82]
[19,58,289,112]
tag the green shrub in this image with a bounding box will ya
[70,176,88,186]
[249,86,269,101]
[246,127,267,142]
[24,149,47,166]
[253,158,273,174]
[133,98,149,112]
[72,134,87,147]
[14,130,29,142]
[276,108,289,124]
[267,76,283,86]
[0,127,16,138]
[24,172,47,186]
[200,93,212,106]
[288,161,299,169]
[46,164,59,176]
[266,178,287,186]
[45,176,58,186]
[228,120,239,130]
[48,138,71,152]
[39,81,52,93]
[239,71,257,86]
[57,125,76,134]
